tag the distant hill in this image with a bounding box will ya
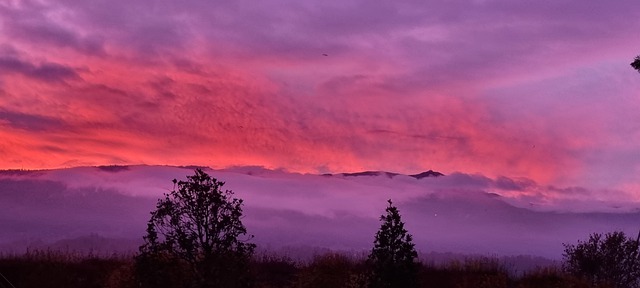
[0,235,141,255]
[325,169,444,179]
[410,170,444,179]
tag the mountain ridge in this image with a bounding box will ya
[323,169,444,179]
[1,165,446,180]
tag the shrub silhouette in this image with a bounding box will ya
[632,55,640,73]
[0,250,131,288]
[251,254,299,288]
[296,253,364,288]
[517,267,590,288]
[418,258,512,288]
[367,199,419,288]
[563,231,640,288]
[136,169,255,288]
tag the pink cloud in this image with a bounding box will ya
[0,0,639,199]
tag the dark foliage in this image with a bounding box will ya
[418,258,513,288]
[1,250,630,288]
[632,55,640,73]
[563,231,640,288]
[137,169,255,288]
[296,253,367,288]
[250,255,299,288]
[134,251,192,288]
[0,250,134,288]
[517,267,591,288]
[367,199,419,288]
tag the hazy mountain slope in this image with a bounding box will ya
[0,165,638,259]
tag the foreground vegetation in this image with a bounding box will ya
[0,250,596,288]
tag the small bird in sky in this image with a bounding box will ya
[322,53,328,56]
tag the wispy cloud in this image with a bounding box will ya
[0,109,68,131]
[0,56,79,82]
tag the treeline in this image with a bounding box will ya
[0,250,593,288]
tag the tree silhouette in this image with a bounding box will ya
[632,55,640,73]
[367,199,419,288]
[137,169,255,288]
[563,231,640,288]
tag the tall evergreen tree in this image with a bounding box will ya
[367,199,419,288]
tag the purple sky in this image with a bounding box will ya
[0,0,640,204]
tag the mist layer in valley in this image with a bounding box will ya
[0,165,638,261]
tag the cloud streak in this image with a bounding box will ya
[0,56,79,82]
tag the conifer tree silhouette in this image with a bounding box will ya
[367,199,419,288]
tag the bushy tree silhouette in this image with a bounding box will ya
[632,55,640,73]
[563,231,640,288]
[137,169,255,288]
[367,199,419,288]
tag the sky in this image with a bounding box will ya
[1,0,640,197]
